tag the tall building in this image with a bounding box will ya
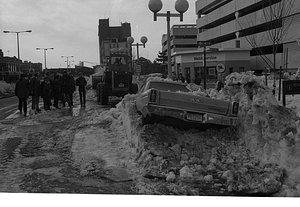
[195,0,300,72]
[98,19,131,64]
[162,24,198,55]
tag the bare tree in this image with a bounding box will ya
[238,0,298,92]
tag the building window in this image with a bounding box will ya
[239,67,245,72]
[208,67,216,76]
[229,67,233,74]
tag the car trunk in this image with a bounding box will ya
[157,91,230,116]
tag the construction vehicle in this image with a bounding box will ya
[97,49,138,105]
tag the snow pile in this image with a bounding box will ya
[218,71,300,195]
[86,66,105,89]
[71,103,138,178]
[116,70,300,195]
[0,80,15,94]
[133,124,285,195]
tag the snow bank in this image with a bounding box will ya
[223,72,300,194]
[0,80,15,94]
[117,94,143,149]
[118,70,300,195]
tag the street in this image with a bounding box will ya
[0,96,19,120]
[0,95,137,194]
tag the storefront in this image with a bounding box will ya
[173,48,250,87]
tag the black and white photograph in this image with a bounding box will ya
[1,0,300,206]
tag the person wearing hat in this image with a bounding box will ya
[75,72,87,107]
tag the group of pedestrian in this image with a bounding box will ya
[14,71,87,117]
[170,72,196,84]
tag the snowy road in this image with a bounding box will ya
[0,95,137,194]
[0,96,19,120]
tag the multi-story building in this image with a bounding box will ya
[0,49,22,82]
[168,23,250,85]
[98,19,132,64]
[195,0,300,73]
[0,49,43,82]
[162,24,198,55]
[21,61,42,75]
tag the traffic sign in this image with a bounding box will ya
[217,63,226,73]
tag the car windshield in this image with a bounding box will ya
[148,81,190,92]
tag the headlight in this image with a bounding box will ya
[149,89,158,103]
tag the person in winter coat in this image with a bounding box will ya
[29,73,41,112]
[68,73,76,107]
[15,74,30,117]
[194,75,202,85]
[215,73,225,91]
[41,76,52,111]
[75,72,87,107]
[177,73,185,83]
[60,70,72,107]
[51,74,62,109]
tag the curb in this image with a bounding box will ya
[0,94,15,100]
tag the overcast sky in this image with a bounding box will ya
[0,0,196,68]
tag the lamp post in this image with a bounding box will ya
[36,47,54,72]
[127,36,148,60]
[61,55,74,68]
[149,0,189,79]
[3,30,32,60]
[198,41,211,89]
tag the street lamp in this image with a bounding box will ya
[36,47,54,72]
[61,55,74,68]
[198,41,211,89]
[149,0,189,78]
[127,36,148,59]
[3,30,32,60]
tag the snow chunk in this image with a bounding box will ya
[166,172,176,183]
[179,166,192,178]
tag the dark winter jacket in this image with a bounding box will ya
[51,78,61,98]
[15,78,30,99]
[194,76,202,85]
[60,74,73,94]
[29,76,41,97]
[75,77,87,92]
[69,75,76,93]
[216,81,225,91]
[41,78,52,98]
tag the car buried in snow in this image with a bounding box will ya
[135,80,239,129]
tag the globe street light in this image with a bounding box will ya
[3,30,32,60]
[61,55,74,68]
[36,47,54,72]
[127,36,148,59]
[149,0,189,78]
